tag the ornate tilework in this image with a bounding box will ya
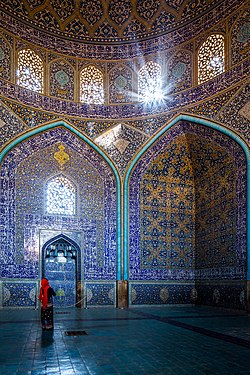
[0,57,248,120]
[230,8,250,66]
[109,64,133,103]
[130,283,194,305]
[0,101,28,149]
[0,0,244,58]
[0,34,11,81]
[49,59,75,100]
[0,127,117,281]
[0,0,248,310]
[129,121,247,281]
[95,123,148,175]
[140,135,195,270]
[2,282,37,307]
[196,281,246,310]
[85,282,116,306]
[108,0,132,26]
[167,50,192,93]
[0,98,61,130]
[215,82,250,143]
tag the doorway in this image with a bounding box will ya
[42,235,81,308]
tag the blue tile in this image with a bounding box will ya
[0,306,250,374]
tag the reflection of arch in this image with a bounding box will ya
[123,114,250,280]
[0,120,122,280]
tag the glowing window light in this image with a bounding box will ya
[80,65,104,104]
[17,49,43,92]
[138,61,163,103]
[198,34,225,84]
[46,175,76,215]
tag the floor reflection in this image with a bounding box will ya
[41,330,54,347]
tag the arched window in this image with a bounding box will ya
[17,48,44,92]
[138,61,162,103]
[46,174,76,216]
[80,65,104,104]
[198,34,225,84]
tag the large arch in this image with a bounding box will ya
[124,114,249,307]
[0,120,122,282]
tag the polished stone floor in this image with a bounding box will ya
[0,305,250,374]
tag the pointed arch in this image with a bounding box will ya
[109,63,133,103]
[0,120,122,280]
[123,114,250,280]
[42,233,81,277]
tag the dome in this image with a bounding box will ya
[0,0,239,58]
[0,0,225,42]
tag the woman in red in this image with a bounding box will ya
[39,278,56,330]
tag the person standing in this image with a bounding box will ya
[39,278,56,330]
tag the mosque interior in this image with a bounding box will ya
[0,0,249,312]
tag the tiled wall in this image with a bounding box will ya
[128,121,247,307]
[0,121,247,309]
[0,127,117,307]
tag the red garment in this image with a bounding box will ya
[39,278,50,309]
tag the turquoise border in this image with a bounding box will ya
[0,120,122,280]
[123,114,250,280]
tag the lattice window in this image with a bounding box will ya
[17,49,44,92]
[138,61,162,102]
[46,175,76,215]
[80,65,104,104]
[198,34,225,84]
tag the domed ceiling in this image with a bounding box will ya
[0,0,225,43]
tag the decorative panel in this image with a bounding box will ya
[85,282,116,306]
[231,9,250,66]
[196,281,246,310]
[109,64,133,103]
[167,50,192,93]
[49,59,75,100]
[130,283,195,305]
[2,282,37,307]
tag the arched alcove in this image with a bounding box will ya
[42,234,82,308]
[124,114,249,309]
[0,121,121,307]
